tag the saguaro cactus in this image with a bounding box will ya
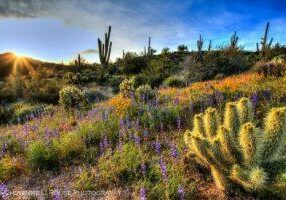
[257,22,273,58]
[184,97,286,195]
[75,54,81,72]
[230,31,239,49]
[197,35,204,61]
[208,40,212,52]
[98,26,112,68]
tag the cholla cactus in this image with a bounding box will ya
[135,84,156,102]
[59,86,87,110]
[184,97,286,195]
[119,77,135,98]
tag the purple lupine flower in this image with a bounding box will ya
[143,129,148,140]
[53,191,61,200]
[170,144,179,160]
[141,163,146,175]
[135,118,140,131]
[0,183,9,200]
[103,136,109,148]
[99,140,104,155]
[177,116,181,131]
[250,93,259,110]
[177,185,185,200]
[155,141,161,155]
[214,90,224,105]
[159,159,168,181]
[140,187,147,200]
[134,135,141,146]
[174,97,179,106]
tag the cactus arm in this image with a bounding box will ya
[237,97,254,125]
[261,108,286,160]
[193,113,207,138]
[204,108,219,139]
[238,123,257,165]
[223,102,240,138]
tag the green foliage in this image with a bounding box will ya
[52,133,86,164]
[184,97,286,196]
[59,85,87,110]
[26,141,58,170]
[78,116,119,148]
[252,60,286,77]
[164,76,185,88]
[0,134,22,155]
[98,143,145,185]
[0,156,23,182]
[73,167,97,191]
[119,77,135,98]
[188,50,252,82]
[135,84,156,102]
[177,45,188,52]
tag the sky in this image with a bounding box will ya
[0,0,285,63]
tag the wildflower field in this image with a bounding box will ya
[1,71,286,200]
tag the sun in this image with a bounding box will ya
[12,51,29,59]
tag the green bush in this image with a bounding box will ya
[73,167,97,191]
[59,85,87,110]
[79,116,119,148]
[135,84,156,102]
[252,61,286,77]
[184,98,286,196]
[26,141,58,170]
[119,77,135,98]
[0,105,14,124]
[52,133,86,164]
[98,143,145,185]
[85,89,106,103]
[0,134,22,155]
[0,156,23,182]
[164,76,185,88]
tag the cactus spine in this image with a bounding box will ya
[184,98,286,194]
[98,26,112,68]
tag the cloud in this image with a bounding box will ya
[0,0,285,61]
[79,49,98,55]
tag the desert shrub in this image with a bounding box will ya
[73,167,97,191]
[272,54,286,64]
[26,141,58,170]
[164,76,185,88]
[0,134,22,155]
[11,103,47,123]
[135,84,156,102]
[98,143,145,185]
[135,162,196,200]
[59,86,87,110]
[108,75,125,93]
[188,50,252,82]
[85,89,106,103]
[119,54,148,74]
[0,105,14,124]
[52,133,85,164]
[80,116,119,148]
[119,77,135,98]
[184,97,286,197]
[252,61,286,77]
[0,156,23,182]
